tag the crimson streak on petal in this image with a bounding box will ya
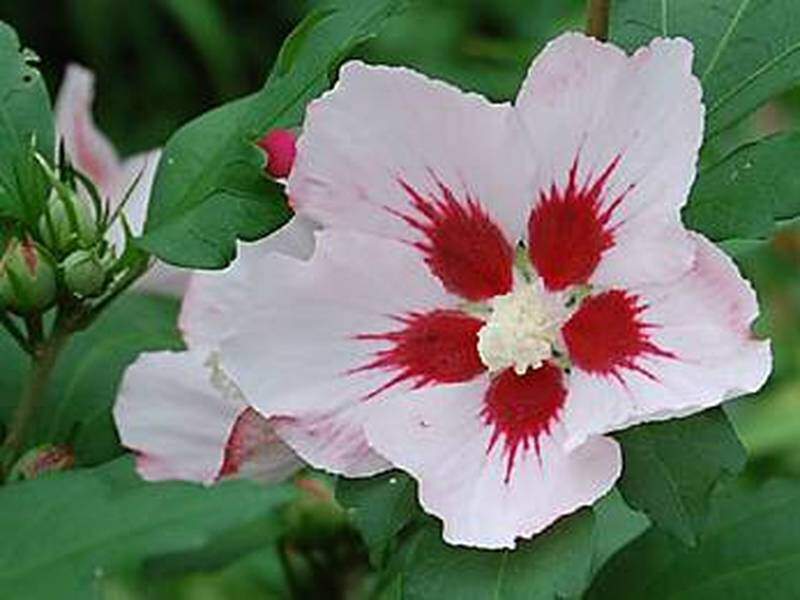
[218,408,271,479]
[352,309,486,400]
[528,156,629,291]
[482,364,566,483]
[562,289,676,382]
[393,178,514,301]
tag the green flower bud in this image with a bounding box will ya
[38,188,100,256]
[0,237,57,315]
[62,248,112,298]
[7,444,75,482]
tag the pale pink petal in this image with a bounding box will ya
[221,229,453,416]
[179,216,317,348]
[219,408,303,483]
[362,379,621,549]
[289,62,533,243]
[220,230,455,476]
[115,351,241,483]
[114,350,302,484]
[561,234,772,449]
[55,64,122,197]
[516,33,703,288]
[273,407,390,477]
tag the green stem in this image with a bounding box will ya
[0,328,69,478]
[586,0,612,41]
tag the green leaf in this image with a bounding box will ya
[616,409,747,545]
[0,457,294,599]
[588,489,650,579]
[611,0,800,137]
[588,479,800,599]
[399,511,595,600]
[0,21,54,225]
[336,470,420,566]
[140,0,407,268]
[685,132,800,241]
[0,293,184,465]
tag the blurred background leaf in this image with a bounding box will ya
[0,457,296,599]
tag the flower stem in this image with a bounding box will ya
[0,327,69,479]
[586,0,611,41]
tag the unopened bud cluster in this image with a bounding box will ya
[0,161,120,316]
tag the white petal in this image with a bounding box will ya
[114,350,244,484]
[516,33,703,287]
[362,379,621,549]
[220,230,452,415]
[220,230,452,475]
[562,234,772,449]
[54,64,122,198]
[114,349,301,484]
[179,216,317,348]
[273,407,390,478]
[289,62,533,242]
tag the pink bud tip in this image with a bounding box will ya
[257,129,297,179]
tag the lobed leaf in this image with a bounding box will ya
[616,409,747,545]
[400,512,596,600]
[612,0,800,137]
[588,479,800,599]
[685,132,800,241]
[140,0,407,268]
[0,21,53,225]
[336,470,420,566]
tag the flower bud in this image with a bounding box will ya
[38,188,100,256]
[0,237,57,315]
[62,248,113,298]
[257,128,297,179]
[7,444,75,482]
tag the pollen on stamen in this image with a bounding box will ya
[482,364,566,483]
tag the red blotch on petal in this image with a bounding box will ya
[218,408,274,479]
[482,364,566,483]
[528,156,629,291]
[353,309,486,399]
[394,179,513,301]
[258,129,297,179]
[562,289,676,382]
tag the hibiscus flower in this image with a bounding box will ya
[114,218,314,484]
[217,33,771,548]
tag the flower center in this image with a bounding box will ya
[477,278,564,375]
